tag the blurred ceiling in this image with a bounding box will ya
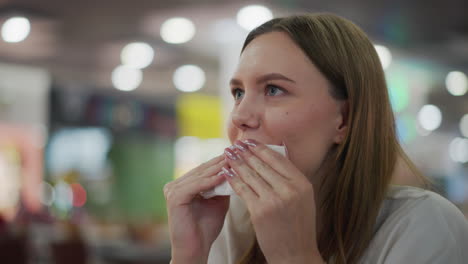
[0,0,467,98]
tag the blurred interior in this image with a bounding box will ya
[0,0,467,263]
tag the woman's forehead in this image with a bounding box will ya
[240,32,305,65]
[234,32,322,83]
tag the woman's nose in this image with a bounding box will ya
[231,98,261,130]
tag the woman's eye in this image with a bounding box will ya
[232,88,244,100]
[266,85,285,96]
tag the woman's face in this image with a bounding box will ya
[227,32,347,179]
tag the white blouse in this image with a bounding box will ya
[207,185,468,264]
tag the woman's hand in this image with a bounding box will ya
[164,155,230,264]
[223,140,325,264]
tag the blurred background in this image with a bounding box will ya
[0,0,467,263]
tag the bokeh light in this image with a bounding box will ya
[374,45,392,69]
[121,42,154,69]
[111,65,143,91]
[449,137,468,163]
[173,64,205,92]
[459,114,468,138]
[39,181,56,206]
[236,5,273,31]
[1,16,31,43]
[445,71,468,96]
[160,17,195,44]
[417,104,442,131]
[416,122,431,136]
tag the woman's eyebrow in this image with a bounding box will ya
[229,73,296,86]
[257,73,296,84]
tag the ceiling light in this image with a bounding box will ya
[111,65,143,91]
[160,17,195,44]
[417,104,442,131]
[446,71,467,96]
[1,16,31,43]
[236,5,273,31]
[121,42,154,69]
[374,45,392,70]
[173,64,205,92]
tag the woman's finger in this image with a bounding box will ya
[232,141,292,195]
[224,148,273,197]
[168,172,226,205]
[243,139,303,181]
[172,156,226,186]
[182,154,224,178]
[222,164,259,207]
[198,154,225,170]
[164,155,226,203]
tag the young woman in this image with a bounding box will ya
[164,13,468,264]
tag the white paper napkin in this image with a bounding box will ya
[201,144,287,199]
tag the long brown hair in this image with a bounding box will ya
[237,13,426,264]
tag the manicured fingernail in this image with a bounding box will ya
[224,148,238,160]
[222,167,235,177]
[281,141,290,159]
[234,141,247,152]
[243,139,257,147]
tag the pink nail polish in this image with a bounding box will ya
[243,139,257,147]
[222,167,235,177]
[234,141,248,152]
[224,148,238,160]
